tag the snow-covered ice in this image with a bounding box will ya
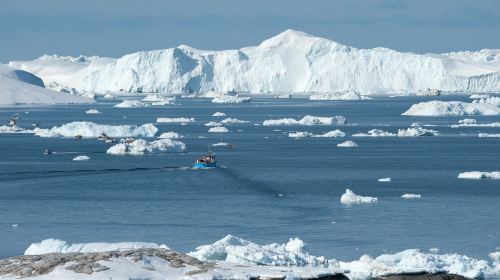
[340,189,378,205]
[114,100,151,108]
[156,117,195,123]
[402,100,500,116]
[72,155,90,161]
[263,115,346,126]
[208,126,229,133]
[457,171,500,179]
[337,140,358,147]
[106,139,186,155]
[401,194,422,199]
[33,122,158,138]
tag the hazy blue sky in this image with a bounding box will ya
[1,0,499,62]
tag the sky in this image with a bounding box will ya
[1,0,500,62]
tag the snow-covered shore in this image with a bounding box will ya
[2,236,499,280]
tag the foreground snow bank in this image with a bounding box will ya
[457,171,500,179]
[340,189,378,205]
[34,122,158,138]
[263,115,346,126]
[106,139,186,155]
[402,100,500,116]
[25,239,168,255]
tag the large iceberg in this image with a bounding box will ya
[0,65,93,105]
[402,100,500,116]
[263,115,346,126]
[33,122,158,138]
[13,30,500,95]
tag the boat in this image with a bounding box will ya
[42,149,52,155]
[97,133,115,142]
[193,153,217,168]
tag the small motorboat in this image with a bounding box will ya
[74,135,83,140]
[97,133,114,142]
[42,149,52,155]
[193,153,217,168]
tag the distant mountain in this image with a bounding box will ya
[9,29,500,95]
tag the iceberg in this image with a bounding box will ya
[340,189,378,205]
[106,139,186,155]
[337,140,358,147]
[33,122,158,138]
[0,125,33,134]
[156,117,195,123]
[212,95,251,104]
[208,126,229,133]
[478,133,500,138]
[378,178,391,182]
[142,94,176,102]
[451,118,500,127]
[288,131,314,138]
[85,108,101,114]
[397,127,438,137]
[0,65,93,105]
[204,121,222,127]
[402,100,500,116]
[353,129,396,137]
[470,94,490,99]
[309,91,372,100]
[72,155,90,161]
[25,238,168,255]
[114,100,151,108]
[19,30,498,96]
[263,115,346,126]
[457,171,500,179]
[212,112,226,117]
[157,131,183,139]
[220,118,250,124]
[401,193,422,199]
[313,130,346,138]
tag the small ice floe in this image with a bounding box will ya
[157,132,183,139]
[156,117,195,123]
[451,118,500,128]
[85,109,101,114]
[337,140,358,147]
[378,178,391,182]
[457,171,500,179]
[114,100,151,108]
[278,193,285,197]
[0,125,33,134]
[401,193,421,199]
[429,248,440,253]
[11,224,18,228]
[33,122,158,138]
[212,95,251,104]
[309,91,371,100]
[107,139,186,155]
[288,131,314,138]
[73,155,90,161]
[212,112,226,117]
[220,118,250,124]
[205,121,222,127]
[478,133,500,138]
[353,129,396,137]
[208,126,229,133]
[402,100,500,116]
[211,142,235,149]
[397,127,438,137]
[263,115,347,126]
[340,189,378,205]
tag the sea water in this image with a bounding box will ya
[0,95,499,261]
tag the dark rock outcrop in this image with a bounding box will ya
[373,272,473,280]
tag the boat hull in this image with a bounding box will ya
[193,162,217,168]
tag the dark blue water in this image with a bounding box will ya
[0,96,499,261]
